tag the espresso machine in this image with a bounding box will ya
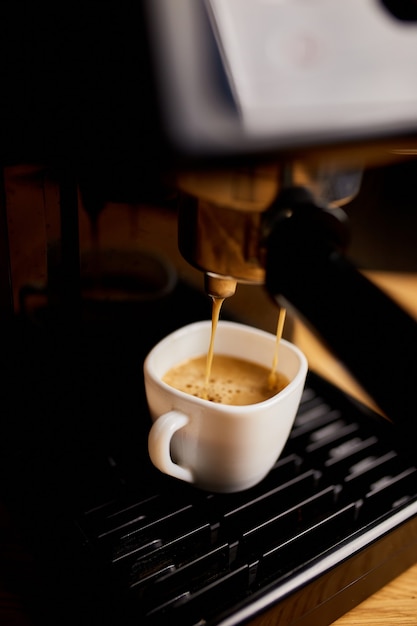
[2,2,417,626]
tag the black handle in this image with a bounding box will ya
[265,187,417,444]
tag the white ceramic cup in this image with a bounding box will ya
[144,320,308,493]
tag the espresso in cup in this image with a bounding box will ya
[145,320,308,492]
[163,354,289,405]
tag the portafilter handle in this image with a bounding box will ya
[264,187,417,447]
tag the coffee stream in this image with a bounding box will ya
[203,297,224,399]
[163,299,288,404]
[268,307,287,390]
[203,297,287,399]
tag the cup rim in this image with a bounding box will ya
[144,320,308,412]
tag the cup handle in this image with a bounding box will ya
[148,410,194,484]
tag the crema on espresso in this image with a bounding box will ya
[162,354,289,406]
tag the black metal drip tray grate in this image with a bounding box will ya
[74,373,417,626]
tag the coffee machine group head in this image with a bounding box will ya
[176,163,360,299]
